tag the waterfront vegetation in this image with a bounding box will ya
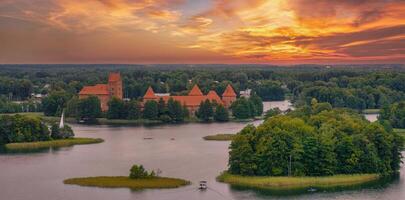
[4,137,103,151]
[64,164,190,189]
[228,100,403,177]
[0,114,103,151]
[203,134,235,141]
[217,172,380,190]
[64,176,190,190]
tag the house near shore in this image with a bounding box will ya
[78,72,123,111]
[143,84,237,114]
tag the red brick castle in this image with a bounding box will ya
[143,84,237,114]
[79,72,123,111]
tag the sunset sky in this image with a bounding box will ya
[0,0,404,64]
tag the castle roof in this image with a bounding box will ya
[188,85,203,96]
[222,84,237,97]
[207,90,222,104]
[108,72,121,82]
[144,86,157,99]
[79,84,109,95]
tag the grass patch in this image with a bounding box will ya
[64,176,190,189]
[4,137,104,151]
[203,134,235,141]
[362,109,380,114]
[217,172,380,191]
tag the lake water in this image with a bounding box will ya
[1,101,403,200]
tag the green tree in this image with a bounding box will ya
[129,164,155,179]
[42,91,70,116]
[107,97,126,119]
[167,98,184,122]
[231,97,253,119]
[77,96,101,123]
[127,100,142,120]
[143,100,159,120]
[196,99,213,121]
[50,123,74,139]
[250,93,263,116]
[214,104,229,122]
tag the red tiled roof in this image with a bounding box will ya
[144,86,157,99]
[79,84,109,95]
[188,85,203,96]
[108,72,121,82]
[222,84,236,97]
[207,90,223,104]
[162,96,207,107]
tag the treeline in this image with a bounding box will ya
[0,115,74,145]
[292,73,405,110]
[228,101,403,177]
[0,97,42,113]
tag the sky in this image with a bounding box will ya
[0,0,404,64]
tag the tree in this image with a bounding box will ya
[42,91,70,116]
[379,101,405,128]
[65,96,79,118]
[50,123,74,139]
[107,97,126,119]
[250,93,263,116]
[129,164,155,179]
[143,100,158,120]
[167,98,184,122]
[231,97,253,119]
[127,100,142,120]
[157,98,167,116]
[214,104,229,122]
[196,99,213,121]
[77,96,101,123]
[229,134,257,175]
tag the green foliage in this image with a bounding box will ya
[196,99,213,121]
[250,93,264,116]
[167,98,184,122]
[214,104,229,122]
[228,108,403,177]
[42,91,70,116]
[379,101,405,128]
[254,81,285,101]
[129,165,156,179]
[0,114,50,144]
[127,100,142,120]
[107,97,126,119]
[264,108,282,120]
[50,124,74,139]
[77,96,101,123]
[231,97,256,119]
[143,100,159,120]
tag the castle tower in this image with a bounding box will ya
[222,84,237,108]
[108,72,123,99]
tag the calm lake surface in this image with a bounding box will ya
[1,101,403,200]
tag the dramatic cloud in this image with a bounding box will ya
[0,0,404,64]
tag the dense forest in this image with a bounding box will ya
[0,64,404,114]
[228,101,403,176]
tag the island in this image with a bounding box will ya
[203,133,235,141]
[64,165,190,189]
[219,101,403,192]
[0,114,103,152]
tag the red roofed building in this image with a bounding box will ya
[79,72,123,111]
[143,84,237,114]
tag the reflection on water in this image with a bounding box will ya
[0,101,403,200]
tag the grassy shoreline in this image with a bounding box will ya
[4,137,104,151]
[203,134,235,141]
[64,176,190,189]
[362,109,380,114]
[217,172,380,191]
